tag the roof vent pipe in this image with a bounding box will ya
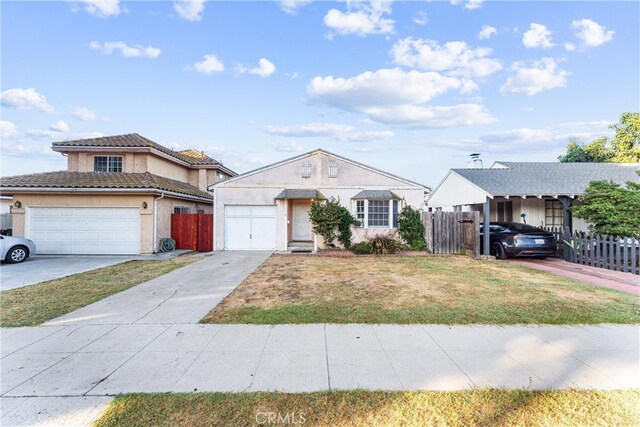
[469,153,483,169]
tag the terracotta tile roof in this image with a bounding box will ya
[52,133,222,166]
[0,171,213,200]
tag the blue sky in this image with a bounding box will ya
[2,0,638,187]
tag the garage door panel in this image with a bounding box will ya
[28,207,141,255]
[251,217,277,249]
[225,216,252,250]
[224,205,276,250]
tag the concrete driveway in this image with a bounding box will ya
[0,255,136,291]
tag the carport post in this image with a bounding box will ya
[483,197,490,256]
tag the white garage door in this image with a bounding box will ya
[28,207,141,255]
[225,205,277,250]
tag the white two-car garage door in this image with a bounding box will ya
[225,205,276,250]
[28,207,141,255]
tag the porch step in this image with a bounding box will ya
[288,241,314,252]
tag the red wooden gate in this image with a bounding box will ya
[171,213,213,252]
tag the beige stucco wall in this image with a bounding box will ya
[10,193,156,253]
[214,152,428,250]
[66,151,224,193]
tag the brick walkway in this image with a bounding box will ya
[509,258,639,295]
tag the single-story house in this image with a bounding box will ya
[210,149,430,251]
[427,161,640,254]
[0,134,236,255]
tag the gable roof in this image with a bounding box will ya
[209,149,430,190]
[52,133,234,172]
[0,171,213,201]
[451,162,640,197]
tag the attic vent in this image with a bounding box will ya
[328,161,338,178]
[301,161,311,178]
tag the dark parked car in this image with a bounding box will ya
[480,222,556,259]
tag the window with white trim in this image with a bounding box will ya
[174,206,190,214]
[355,200,365,226]
[328,161,338,178]
[368,200,389,227]
[301,161,311,178]
[94,156,123,172]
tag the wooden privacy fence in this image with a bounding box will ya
[422,211,480,258]
[564,233,639,275]
[171,213,213,252]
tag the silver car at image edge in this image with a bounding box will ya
[0,235,37,264]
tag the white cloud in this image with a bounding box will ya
[564,42,576,52]
[464,0,483,10]
[324,0,395,37]
[236,58,276,78]
[78,0,120,18]
[174,0,206,22]
[307,68,464,111]
[571,19,614,48]
[450,0,484,10]
[0,88,55,113]
[500,58,569,96]
[188,54,225,74]
[391,38,502,78]
[478,25,497,40]
[268,140,304,152]
[49,120,70,133]
[435,120,612,153]
[0,120,19,139]
[89,41,161,58]
[363,104,495,128]
[307,67,495,128]
[264,122,394,142]
[279,0,313,15]
[522,23,555,48]
[413,11,428,26]
[72,106,99,121]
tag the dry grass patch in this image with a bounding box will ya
[202,255,640,324]
[0,255,201,327]
[95,389,640,427]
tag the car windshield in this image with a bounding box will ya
[505,223,544,232]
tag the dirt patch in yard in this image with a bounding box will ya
[202,255,640,325]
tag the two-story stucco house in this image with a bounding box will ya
[0,133,236,255]
[210,149,430,251]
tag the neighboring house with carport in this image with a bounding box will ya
[210,149,430,251]
[0,133,236,255]
[427,161,640,255]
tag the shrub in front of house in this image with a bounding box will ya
[351,241,372,255]
[368,233,407,255]
[309,198,357,248]
[397,206,426,251]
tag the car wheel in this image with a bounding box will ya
[491,242,507,260]
[6,246,28,264]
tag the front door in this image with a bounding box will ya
[292,201,312,241]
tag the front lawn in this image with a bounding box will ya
[202,255,640,325]
[95,390,640,427]
[0,255,201,327]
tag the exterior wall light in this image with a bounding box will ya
[142,201,148,209]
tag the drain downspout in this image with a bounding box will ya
[153,192,166,253]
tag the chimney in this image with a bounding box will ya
[468,153,483,169]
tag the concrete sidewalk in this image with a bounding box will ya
[510,258,639,295]
[2,324,638,399]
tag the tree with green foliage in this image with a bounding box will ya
[571,173,640,238]
[558,112,640,163]
[397,206,426,250]
[308,198,356,248]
